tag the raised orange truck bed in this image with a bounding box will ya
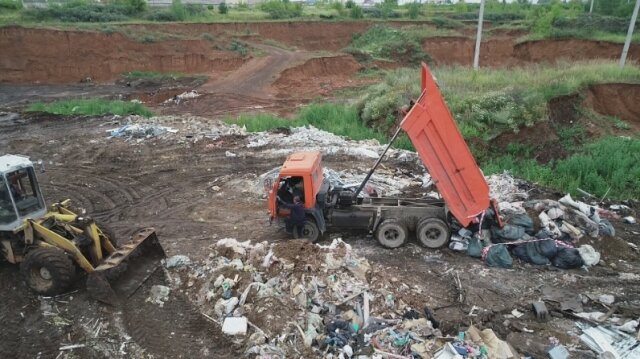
[400,63,489,227]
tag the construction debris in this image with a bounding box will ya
[168,238,522,358]
[108,123,178,139]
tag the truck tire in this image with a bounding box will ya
[376,219,408,249]
[20,247,76,295]
[293,218,320,243]
[416,218,450,249]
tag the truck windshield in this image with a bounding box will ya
[7,168,44,217]
[0,175,18,224]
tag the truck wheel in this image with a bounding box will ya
[416,218,450,249]
[293,218,320,243]
[376,219,408,249]
[20,247,75,296]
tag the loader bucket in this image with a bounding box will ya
[86,228,166,305]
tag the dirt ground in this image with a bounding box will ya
[1,21,640,359]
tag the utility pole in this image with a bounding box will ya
[620,0,640,68]
[473,0,485,70]
[589,0,594,13]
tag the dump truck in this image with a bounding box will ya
[268,63,494,249]
[0,154,164,302]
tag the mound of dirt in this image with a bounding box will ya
[423,36,517,67]
[583,83,640,129]
[273,55,367,97]
[0,26,246,84]
[514,39,640,64]
[423,37,640,67]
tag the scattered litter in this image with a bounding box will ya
[623,216,636,224]
[578,323,640,358]
[222,316,248,336]
[146,285,170,307]
[598,294,615,306]
[532,301,548,321]
[547,345,570,359]
[109,124,178,139]
[164,255,191,268]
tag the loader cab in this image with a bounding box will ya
[268,151,325,219]
[0,155,46,232]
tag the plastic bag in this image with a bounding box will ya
[506,213,534,234]
[491,224,525,242]
[512,242,549,265]
[598,219,615,237]
[467,237,484,258]
[484,244,513,268]
[551,247,584,269]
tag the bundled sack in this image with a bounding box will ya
[551,247,585,269]
[504,213,534,234]
[512,239,558,265]
[483,244,513,268]
[491,224,525,242]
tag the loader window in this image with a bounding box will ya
[7,168,44,217]
[0,176,17,224]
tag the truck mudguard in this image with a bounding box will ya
[400,63,490,227]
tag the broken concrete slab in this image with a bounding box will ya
[222,316,248,336]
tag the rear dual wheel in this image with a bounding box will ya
[416,218,450,249]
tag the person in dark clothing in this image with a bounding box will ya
[278,195,306,238]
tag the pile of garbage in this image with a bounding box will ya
[166,238,516,358]
[246,125,416,161]
[451,188,634,270]
[108,123,178,139]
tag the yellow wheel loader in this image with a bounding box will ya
[0,154,164,303]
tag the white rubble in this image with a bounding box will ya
[222,316,248,336]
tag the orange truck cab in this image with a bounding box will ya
[268,63,491,249]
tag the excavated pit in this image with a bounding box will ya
[2,23,640,84]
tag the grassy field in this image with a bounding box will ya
[27,99,153,117]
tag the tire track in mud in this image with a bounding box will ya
[122,270,238,359]
[0,265,65,359]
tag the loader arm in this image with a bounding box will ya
[400,63,490,227]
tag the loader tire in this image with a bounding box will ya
[376,219,408,249]
[21,247,75,296]
[416,218,450,249]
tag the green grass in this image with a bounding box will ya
[121,70,198,81]
[27,99,153,117]
[484,137,640,200]
[228,103,389,144]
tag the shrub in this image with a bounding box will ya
[345,0,355,9]
[350,5,363,19]
[259,0,302,19]
[23,2,132,22]
[0,0,22,10]
[169,0,187,20]
[115,0,146,14]
[227,39,249,56]
[350,25,430,65]
[218,2,228,14]
[406,2,420,19]
[431,16,464,29]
